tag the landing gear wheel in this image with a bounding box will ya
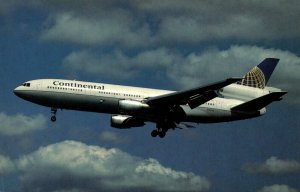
[151,130,158,137]
[51,115,56,122]
[158,131,166,138]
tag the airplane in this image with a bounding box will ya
[14,58,287,138]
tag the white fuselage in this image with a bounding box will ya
[14,79,268,124]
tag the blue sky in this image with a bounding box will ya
[0,1,300,192]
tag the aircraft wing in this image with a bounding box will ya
[145,77,242,109]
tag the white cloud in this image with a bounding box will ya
[0,155,15,175]
[0,112,47,136]
[137,0,300,43]
[63,48,180,79]
[63,49,136,79]
[63,45,300,105]
[34,1,300,105]
[243,156,300,175]
[165,45,300,106]
[257,184,299,192]
[17,140,210,192]
[34,0,300,47]
[132,47,180,67]
[41,11,152,47]
[99,131,130,144]
[167,45,300,87]
[2,1,300,46]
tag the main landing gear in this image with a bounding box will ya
[151,119,178,138]
[51,108,57,122]
[151,128,167,138]
[151,121,174,138]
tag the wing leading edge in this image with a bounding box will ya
[145,77,242,109]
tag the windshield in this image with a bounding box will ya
[22,83,31,87]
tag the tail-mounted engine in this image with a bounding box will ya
[111,115,145,129]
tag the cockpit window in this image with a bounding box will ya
[22,83,31,87]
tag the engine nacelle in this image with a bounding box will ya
[111,115,145,129]
[118,100,150,114]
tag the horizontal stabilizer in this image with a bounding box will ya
[231,91,287,112]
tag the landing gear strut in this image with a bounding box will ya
[51,108,57,122]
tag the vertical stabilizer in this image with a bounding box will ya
[237,58,279,89]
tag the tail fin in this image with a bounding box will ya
[237,58,279,89]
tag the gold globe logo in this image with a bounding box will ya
[240,66,266,89]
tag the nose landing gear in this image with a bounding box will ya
[51,108,57,122]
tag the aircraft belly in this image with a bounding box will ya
[19,90,119,113]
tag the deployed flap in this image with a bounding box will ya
[145,77,242,107]
[231,91,287,112]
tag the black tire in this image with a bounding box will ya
[159,131,166,138]
[151,130,158,137]
[51,116,56,122]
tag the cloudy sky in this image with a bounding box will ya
[0,1,300,191]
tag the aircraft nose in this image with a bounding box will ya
[13,86,23,97]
